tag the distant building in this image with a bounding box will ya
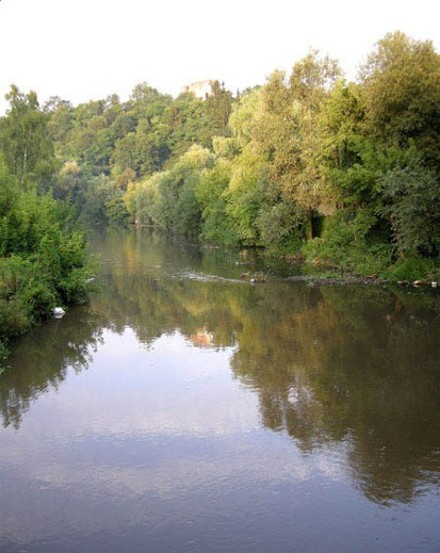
[182,80,213,99]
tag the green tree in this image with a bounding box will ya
[0,157,90,365]
[226,145,269,244]
[360,32,440,165]
[381,164,440,257]
[81,174,129,227]
[0,86,57,191]
[265,54,340,239]
[205,80,234,133]
[196,159,238,244]
[45,97,75,156]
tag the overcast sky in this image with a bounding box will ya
[0,0,439,113]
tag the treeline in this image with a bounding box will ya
[2,31,440,324]
[0,87,90,364]
[38,32,440,280]
[43,79,233,227]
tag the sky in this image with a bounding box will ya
[0,0,439,113]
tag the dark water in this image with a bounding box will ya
[1,229,440,553]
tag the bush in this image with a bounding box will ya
[303,208,392,275]
[381,166,440,258]
[0,195,90,369]
[383,256,440,281]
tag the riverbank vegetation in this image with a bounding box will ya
[1,31,440,361]
[37,32,440,280]
[0,88,90,365]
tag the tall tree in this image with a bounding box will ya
[205,80,234,133]
[251,54,341,240]
[360,32,440,165]
[0,85,57,191]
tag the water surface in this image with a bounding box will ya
[1,229,440,553]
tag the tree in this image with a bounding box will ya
[226,145,269,244]
[381,164,440,258]
[241,55,340,242]
[360,32,440,165]
[0,85,57,191]
[205,80,234,133]
[45,97,75,155]
[279,53,341,237]
[81,174,129,227]
[0,156,90,365]
[196,159,238,245]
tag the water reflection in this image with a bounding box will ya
[0,306,103,429]
[1,228,440,517]
[230,284,440,505]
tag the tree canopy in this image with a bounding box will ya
[2,32,440,301]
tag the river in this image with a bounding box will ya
[1,228,440,553]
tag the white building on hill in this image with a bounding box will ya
[182,80,213,98]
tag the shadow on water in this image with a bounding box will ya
[2,227,440,507]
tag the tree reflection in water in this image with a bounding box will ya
[0,306,103,430]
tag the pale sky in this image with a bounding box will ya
[0,0,439,113]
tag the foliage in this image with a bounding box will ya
[2,33,439,281]
[303,208,392,275]
[0,105,90,367]
[130,173,163,226]
[196,160,238,245]
[81,174,129,228]
[226,146,269,244]
[126,145,214,239]
[360,32,440,161]
[0,86,58,191]
[380,165,440,257]
[384,256,440,281]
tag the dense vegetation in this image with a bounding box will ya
[1,31,440,362]
[38,32,440,280]
[0,87,90,365]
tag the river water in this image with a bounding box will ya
[1,229,440,553]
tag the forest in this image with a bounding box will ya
[1,31,440,362]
